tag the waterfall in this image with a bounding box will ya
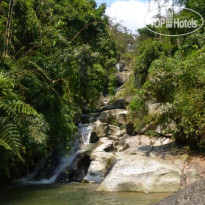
[78,124,93,144]
[16,140,80,185]
[116,63,120,71]
[16,124,94,185]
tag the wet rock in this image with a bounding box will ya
[90,132,99,143]
[32,152,64,180]
[155,180,205,205]
[57,154,91,182]
[68,155,91,182]
[88,113,100,123]
[80,114,89,124]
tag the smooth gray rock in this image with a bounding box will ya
[92,121,123,140]
[98,155,181,193]
[115,71,131,86]
[115,113,127,125]
[97,135,205,193]
[97,109,127,124]
[83,138,115,183]
[98,99,127,111]
[155,179,205,205]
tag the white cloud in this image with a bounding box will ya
[106,0,178,33]
[106,0,150,33]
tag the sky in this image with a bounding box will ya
[95,0,152,33]
[96,0,148,7]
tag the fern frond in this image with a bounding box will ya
[0,101,21,126]
[13,101,40,117]
[0,139,11,150]
[0,119,21,155]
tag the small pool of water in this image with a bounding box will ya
[0,183,171,205]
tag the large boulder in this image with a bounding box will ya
[148,103,172,116]
[83,138,115,183]
[99,99,127,111]
[81,113,99,124]
[91,122,108,138]
[97,109,127,125]
[115,71,131,86]
[91,121,123,140]
[142,103,177,136]
[97,135,205,193]
[97,155,181,193]
[155,180,205,205]
[115,113,127,125]
[83,107,127,125]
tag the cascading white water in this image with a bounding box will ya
[17,140,80,185]
[78,124,93,144]
[116,63,120,71]
[17,124,93,185]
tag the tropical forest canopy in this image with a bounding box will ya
[0,0,117,184]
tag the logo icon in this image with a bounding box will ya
[166,10,173,28]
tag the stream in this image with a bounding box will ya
[0,183,170,205]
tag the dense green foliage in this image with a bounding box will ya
[130,0,205,152]
[0,0,117,183]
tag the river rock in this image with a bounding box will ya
[96,135,205,193]
[92,121,123,140]
[115,113,127,125]
[97,155,181,193]
[155,179,205,205]
[83,138,115,183]
[90,132,99,143]
[116,71,131,86]
[91,122,108,138]
[99,99,127,111]
[97,109,126,123]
